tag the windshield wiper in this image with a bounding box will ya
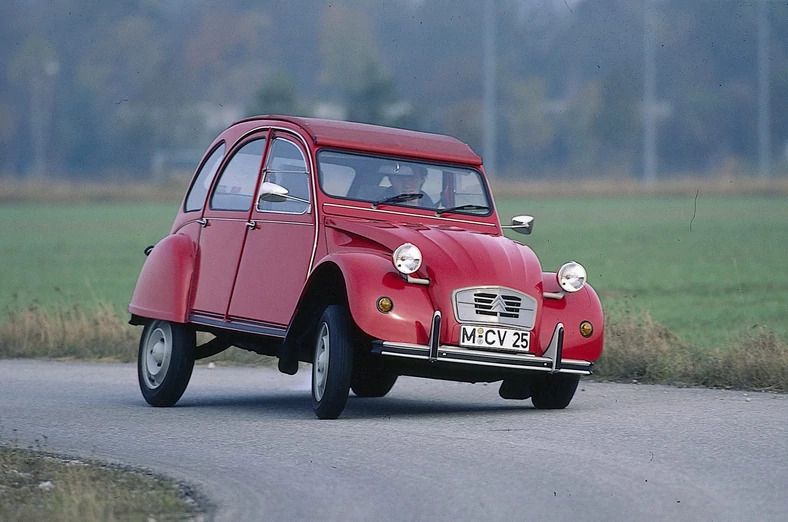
[436,204,490,215]
[373,193,423,208]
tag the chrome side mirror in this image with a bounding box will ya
[257,182,289,203]
[509,215,534,235]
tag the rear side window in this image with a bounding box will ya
[184,143,225,212]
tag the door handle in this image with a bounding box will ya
[246,220,257,230]
[196,218,208,227]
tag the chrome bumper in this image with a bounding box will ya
[372,314,593,375]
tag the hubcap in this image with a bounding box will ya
[313,322,330,401]
[144,323,172,389]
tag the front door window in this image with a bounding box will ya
[257,138,310,214]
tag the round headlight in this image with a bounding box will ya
[392,243,423,275]
[557,261,586,293]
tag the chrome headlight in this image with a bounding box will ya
[392,243,422,275]
[557,261,586,293]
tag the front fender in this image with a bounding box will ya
[315,252,436,345]
[129,232,197,323]
[538,273,604,361]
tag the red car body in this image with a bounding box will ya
[130,116,603,418]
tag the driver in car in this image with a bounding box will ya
[380,164,435,208]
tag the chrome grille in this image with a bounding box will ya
[453,287,536,329]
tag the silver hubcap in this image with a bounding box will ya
[313,322,330,401]
[144,323,172,389]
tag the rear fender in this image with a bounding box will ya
[309,253,435,345]
[538,273,604,361]
[129,233,197,323]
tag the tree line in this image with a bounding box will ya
[1,0,787,180]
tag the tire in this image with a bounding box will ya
[138,320,195,407]
[498,377,533,400]
[351,359,398,398]
[530,374,580,410]
[311,305,354,419]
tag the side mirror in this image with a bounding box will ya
[257,182,289,203]
[510,215,534,235]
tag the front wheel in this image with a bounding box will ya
[138,320,195,407]
[530,374,580,410]
[311,305,354,419]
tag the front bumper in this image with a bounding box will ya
[372,312,593,375]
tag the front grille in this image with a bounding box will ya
[472,292,522,319]
[454,287,536,329]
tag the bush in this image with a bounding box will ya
[596,313,788,391]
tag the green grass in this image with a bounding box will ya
[0,203,175,316]
[1,195,786,354]
[497,195,788,349]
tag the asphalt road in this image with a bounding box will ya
[1,359,786,521]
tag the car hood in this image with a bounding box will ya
[324,217,543,295]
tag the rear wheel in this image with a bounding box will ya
[498,377,533,400]
[530,374,580,410]
[138,320,195,407]
[351,357,398,398]
[312,305,354,419]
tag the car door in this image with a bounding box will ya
[227,133,316,326]
[190,135,268,318]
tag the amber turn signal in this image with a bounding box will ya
[579,321,594,338]
[377,297,393,313]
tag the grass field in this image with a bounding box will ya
[1,203,174,317]
[497,194,788,348]
[2,194,785,349]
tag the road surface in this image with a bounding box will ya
[0,359,785,521]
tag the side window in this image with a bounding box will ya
[184,143,225,212]
[257,138,310,214]
[210,138,266,211]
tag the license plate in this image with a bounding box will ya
[460,325,531,352]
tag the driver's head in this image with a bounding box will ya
[389,165,426,194]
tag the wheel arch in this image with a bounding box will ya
[129,233,197,324]
[285,260,349,364]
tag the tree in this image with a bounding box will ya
[247,72,301,117]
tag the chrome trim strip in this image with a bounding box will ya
[555,368,592,375]
[380,351,430,361]
[542,323,564,372]
[256,220,314,226]
[437,346,549,363]
[406,275,430,285]
[322,202,498,228]
[189,314,287,338]
[435,357,555,372]
[199,217,248,222]
[381,341,430,352]
[428,311,441,361]
[562,358,592,367]
[255,206,311,216]
[543,291,565,300]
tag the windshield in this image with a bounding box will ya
[317,150,492,215]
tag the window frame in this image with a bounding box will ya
[315,149,494,217]
[208,137,268,213]
[183,142,226,213]
[255,135,312,216]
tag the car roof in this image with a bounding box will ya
[231,115,483,166]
